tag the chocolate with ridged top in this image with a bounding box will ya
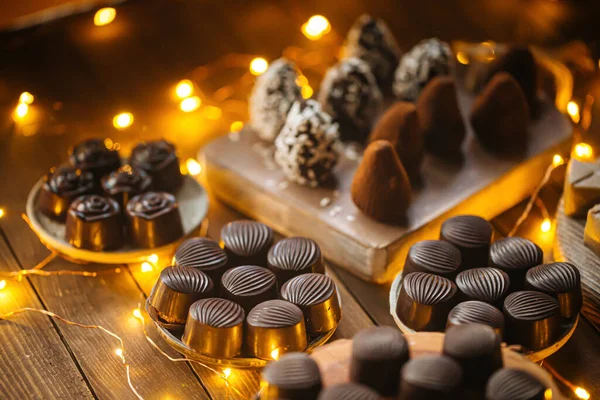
[455,268,510,308]
[220,265,277,314]
[447,301,505,338]
[101,165,152,210]
[174,237,229,285]
[260,353,322,400]
[350,326,409,397]
[130,139,183,192]
[398,355,462,400]
[221,220,274,268]
[267,237,324,285]
[440,215,492,270]
[486,368,546,400]
[126,191,184,248]
[38,165,97,221]
[525,262,582,319]
[65,195,123,251]
[490,237,542,292]
[68,138,121,181]
[317,383,379,400]
[403,240,461,279]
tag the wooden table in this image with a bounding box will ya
[0,1,599,399]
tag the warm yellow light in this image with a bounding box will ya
[113,112,133,129]
[541,218,552,233]
[94,7,116,27]
[133,308,142,319]
[574,143,593,160]
[115,348,123,357]
[148,254,159,264]
[574,387,590,400]
[203,105,222,120]
[15,103,29,118]
[104,138,114,149]
[19,92,34,104]
[180,96,201,113]
[176,80,194,99]
[296,75,309,87]
[456,52,470,65]
[141,262,153,273]
[250,58,269,76]
[0,209,4,219]
[271,348,280,360]
[302,15,331,40]
[552,154,564,167]
[223,368,232,379]
[186,158,202,176]
[0,280,6,290]
[567,101,580,123]
[544,388,553,400]
[301,85,313,99]
[230,121,244,133]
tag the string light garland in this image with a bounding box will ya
[542,361,591,400]
[94,8,117,27]
[113,112,134,129]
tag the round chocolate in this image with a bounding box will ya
[65,195,122,251]
[101,165,152,210]
[267,237,324,285]
[220,220,273,268]
[38,165,96,221]
[455,268,510,307]
[350,326,409,397]
[68,138,121,181]
[403,240,461,279]
[126,191,183,248]
[447,301,505,338]
[398,355,462,399]
[317,383,379,400]
[397,272,458,331]
[503,291,561,350]
[525,262,582,319]
[130,139,182,192]
[486,368,546,400]
[220,265,277,314]
[182,298,244,358]
[440,215,492,270]
[174,237,229,285]
[490,237,543,292]
[281,273,341,334]
[260,352,322,400]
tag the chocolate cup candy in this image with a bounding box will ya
[126,191,184,248]
[38,165,96,221]
[267,237,324,286]
[68,138,121,181]
[174,237,229,286]
[398,355,462,399]
[525,262,582,319]
[455,267,510,308]
[440,215,492,270]
[220,220,273,268]
[489,237,542,292]
[486,368,546,400]
[260,352,322,400]
[403,240,461,279]
[317,383,379,400]
[130,139,183,192]
[446,300,505,339]
[101,165,152,210]
[65,195,122,251]
[220,265,278,314]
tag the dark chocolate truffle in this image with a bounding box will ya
[220,265,277,314]
[220,220,274,267]
[486,368,546,400]
[68,138,121,181]
[403,240,462,279]
[471,73,530,155]
[398,355,463,399]
[440,215,493,270]
[174,237,229,285]
[260,352,322,400]
[37,165,96,221]
[65,195,123,251]
[351,140,412,225]
[503,291,561,350]
[447,301,505,338]
[416,76,466,161]
[455,268,510,308]
[563,158,600,218]
[525,262,582,319]
[267,237,324,285]
[126,191,184,248]
[489,237,543,292]
[350,326,410,397]
[101,165,152,210]
[396,272,458,332]
[130,140,183,192]
[317,383,379,400]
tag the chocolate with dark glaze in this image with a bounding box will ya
[38,165,97,221]
[220,265,278,314]
[174,237,229,285]
[398,355,462,399]
[101,165,152,210]
[267,237,324,286]
[440,215,492,270]
[446,300,505,338]
[220,220,274,268]
[68,138,121,181]
[65,195,123,251]
[130,140,183,192]
[126,191,184,248]
[403,240,461,280]
[489,237,542,292]
[486,368,546,400]
[525,262,582,319]
[455,267,510,308]
[260,352,322,400]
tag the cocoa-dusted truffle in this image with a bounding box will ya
[489,237,542,292]
[126,191,184,248]
[455,268,510,308]
[130,140,183,192]
[220,265,277,314]
[486,368,546,400]
[368,102,423,184]
[260,352,322,400]
[394,38,453,101]
[416,76,465,161]
[37,165,96,221]
[317,57,382,143]
[65,195,123,251]
[471,73,530,155]
[220,220,273,267]
[403,240,462,280]
[440,215,493,270]
[318,383,379,400]
[525,262,582,319]
[564,158,600,218]
[249,58,302,142]
[398,355,462,399]
[101,165,152,210]
[267,237,324,285]
[274,100,339,187]
[68,138,121,181]
[174,237,229,285]
[351,140,411,225]
[446,301,505,338]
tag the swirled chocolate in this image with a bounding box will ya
[246,300,307,359]
[126,191,184,248]
[38,166,96,221]
[65,195,122,251]
[350,327,409,397]
[455,268,510,307]
[281,273,341,334]
[260,353,322,400]
[490,237,543,292]
[503,291,561,350]
[150,266,214,324]
[220,220,274,268]
[174,237,229,285]
[440,215,492,270]
[130,140,182,192]
[182,298,244,358]
[68,138,121,180]
[101,165,151,210]
[403,240,461,279]
[396,272,458,331]
[220,265,277,314]
[317,383,379,400]
[398,355,462,400]
[525,262,582,318]
[447,301,505,338]
[267,237,324,285]
[486,368,546,400]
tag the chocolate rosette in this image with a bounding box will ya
[101,165,152,210]
[126,191,184,248]
[68,138,121,181]
[130,140,183,192]
[38,165,96,221]
[65,195,122,251]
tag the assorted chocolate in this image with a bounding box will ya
[38,165,96,221]
[402,240,461,280]
[455,267,510,308]
[101,165,152,210]
[525,262,582,319]
[489,237,542,292]
[65,194,122,251]
[220,265,277,314]
[173,237,229,284]
[486,368,546,400]
[260,352,322,400]
[68,138,121,181]
[446,300,505,338]
[220,220,274,267]
[267,237,324,284]
[130,139,183,192]
[399,355,462,399]
[317,383,379,400]
[440,215,493,270]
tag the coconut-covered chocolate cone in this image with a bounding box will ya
[351,140,411,225]
[416,76,465,162]
[369,102,423,185]
[471,73,530,156]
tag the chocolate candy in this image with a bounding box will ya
[443,324,503,390]
[440,215,492,269]
[182,298,244,358]
[486,368,546,400]
[130,140,183,192]
[267,237,324,285]
[38,166,96,221]
[317,383,379,400]
[350,326,409,396]
[403,240,461,279]
[101,165,152,210]
[220,220,273,267]
[503,291,561,350]
[281,273,341,335]
[174,237,229,285]
[68,138,121,181]
[397,272,458,331]
[525,262,582,319]
[489,237,542,292]
[149,266,214,324]
[220,265,277,314]
[455,268,510,308]
[126,191,184,248]
[447,301,505,338]
[246,300,307,360]
[65,195,123,251]
[563,158,600,218]
[398,355,462,399]
[584,204,600,256]
[260,352,322,400]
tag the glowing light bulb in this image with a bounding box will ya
[133,308,142,319]
[148,254,159,264]
[141,262,153,273]
[0,280,6,290]
[113,112,133,129]
[230,121,244,133]
[176,80,194,99]
[544,388,553,400]
[575,387,590,399]
[541,218,552,233]
[301,85,313,99]
[94,7,116,26]
[19,92,34,104]
[203,106,222,120]
[456,52,470,65]
[0,209,4,219]
[250,58,269,76]
[186,158,202,176]
[302,15,331,40]
[15,103,29,119]
[180,96,201,113]
[115,348,123,357]
[567,101,580,123]
[574,143,593,160]
[552,154,564,167]
[223,368,231,379]
[271,348,280,360]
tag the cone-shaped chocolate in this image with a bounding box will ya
[471,73,530,156]
[351,140,411,225]
[416,76,465,161]
[369,102,423,185]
